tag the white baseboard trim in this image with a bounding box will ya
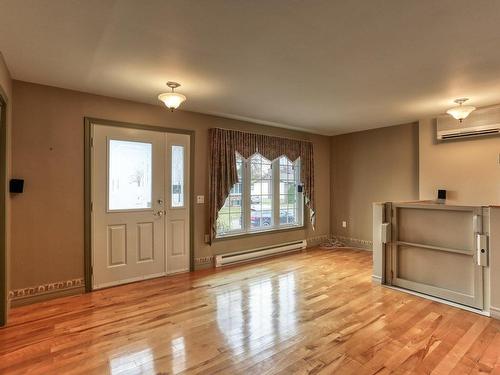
[490,306,500,320]
[371,275,382,284]
[385,285,490,317]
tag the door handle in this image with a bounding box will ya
[154,210,166,217]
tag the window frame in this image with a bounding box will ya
[170,144,186,209]
[106,137,154,213]
[216,153,304,239]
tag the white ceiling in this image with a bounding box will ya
[1,0,500,135]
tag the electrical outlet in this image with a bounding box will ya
[197,195,205,204]
[342,221,347,228]
[204,234,210,243]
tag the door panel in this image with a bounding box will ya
[92,125,166,289]
[390,204,484,309]
[137,222,154,261]
[108,225,127,266]
[397,208,473,251]
[170,220,185,256]
[166,133,190,274]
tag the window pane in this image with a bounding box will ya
[229,195,242,208]
[250,154,273,230]
[280,164,288,180]
[230,213,243,231]
[279,156,302,226]
[280,182,286,195]
[217,153,244,236]
[261,180,272,194]
[251,181,261,195]
[108,140,152,210]
[262,163,272,178]
[261,210,272,226]
[261,195,272,210]
[231,182,242,195]
[171,145,184,207]
[217,213,230,234]
[251,199,261,212]
[251,211,261,229]
[280,209,287,224]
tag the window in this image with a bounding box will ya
[108,139,152,210]
[250,154,273,230]
[279,156,300,225]
[217,153,303,237]
[217,154,244,234]
[171,145,184,207]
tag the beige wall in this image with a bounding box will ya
[330,123,419,243]
[0,53,12,322]
[11,80,330,290]
[419,118,500,205]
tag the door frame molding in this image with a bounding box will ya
[0,88,7,326]
[84,117,195,292]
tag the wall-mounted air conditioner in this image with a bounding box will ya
[437,105,500,141]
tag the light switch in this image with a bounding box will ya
[197,195,205,204]
[342,221,347,228]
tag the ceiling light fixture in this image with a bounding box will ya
[158,81,186,111]
[446,98,476,123]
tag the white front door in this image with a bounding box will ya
[91,124,190,289]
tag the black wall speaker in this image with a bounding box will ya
[9,179,24,193]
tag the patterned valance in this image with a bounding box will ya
[208,128,315,242]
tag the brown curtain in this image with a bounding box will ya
[208,128,315,242]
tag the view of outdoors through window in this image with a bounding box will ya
[250,154,273,229]
[108,139,152,210]
[171,145,184,207]
[279,156,299,225]
[216,154,244,234]
[217,153,302,237]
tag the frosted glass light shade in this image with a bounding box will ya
[158,92,187,110]
[446,105,476,121]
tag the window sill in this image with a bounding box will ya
[214,224,305,242]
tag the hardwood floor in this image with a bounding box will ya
[1,248,499,374]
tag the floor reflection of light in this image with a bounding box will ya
[248,279,273,352]
[215,272,298,356]
[216,289,244,351]
[278,273,297,335]
[171,336,186,374]
[109,347,154,374]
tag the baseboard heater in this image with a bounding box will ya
[215,240,307,267]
